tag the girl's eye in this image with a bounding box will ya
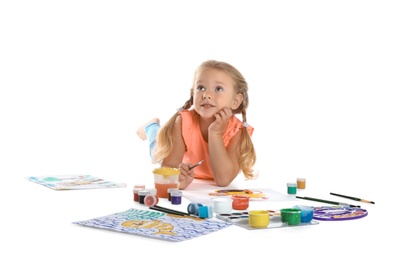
[215,86,223,92]
[197,85,205,91]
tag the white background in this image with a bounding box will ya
[1,1,407,259]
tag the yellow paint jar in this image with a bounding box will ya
[249,210,270,228]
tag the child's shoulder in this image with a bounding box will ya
[179,109,198,122]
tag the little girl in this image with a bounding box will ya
[137,60,256,189]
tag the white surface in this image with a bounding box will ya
[1,1,407,259]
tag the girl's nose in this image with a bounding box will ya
[203,92,211,99]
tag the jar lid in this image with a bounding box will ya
[138,190,150,195]
[148,188,157,195]
[153,167,180,176]
[171,190,182,196]
[144,194,158,207]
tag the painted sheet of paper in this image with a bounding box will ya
[73,208,232,242]
[183,187,297,204]
[179,179,297,204]
[27,175,126,190]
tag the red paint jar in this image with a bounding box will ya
[133,184,145,202]
[232,195,250,210]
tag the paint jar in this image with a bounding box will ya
[297,178,306,189]
[152,167,180,198]
[167,188,179,201]
[133,184,145,202]
[213,197,233,214]
[144,193,159,207]
[148,188,157,195]
[294,205,314,223]
[198,205,213,218]
[187,203,203,216]
[287,183,297,195]
[232,195,250,210]
[171,190,183,205]
[138,189,150,205]
[280,208,302,225]
[249,210,270,228]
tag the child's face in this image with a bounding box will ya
[193,68,243,119]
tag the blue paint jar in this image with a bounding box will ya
[198,205,213,218]
[187,203,203,216]
[295,205,314,223]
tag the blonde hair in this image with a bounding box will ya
[153,60,256,179]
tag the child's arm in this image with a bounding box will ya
[208,108,242,187]
[208,130,242,187]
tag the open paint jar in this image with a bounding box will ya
[294,205,314,223]
[280,208,301,225]
[249,210,270,228]
[232,195,250,210]
[213,197,233,214]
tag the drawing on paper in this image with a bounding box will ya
[27,175,126,190]
[73,208,232,242]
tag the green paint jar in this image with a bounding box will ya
[287,183,297,194]
[280,208,302,225]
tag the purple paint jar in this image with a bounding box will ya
[171,190,182,205]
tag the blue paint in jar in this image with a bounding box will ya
[295,205,314,223]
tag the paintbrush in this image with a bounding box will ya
[330,192,375,204]
[149,205,203,218]
[189,160,204,170]
[149,205,189,216]
[295,196,361,208]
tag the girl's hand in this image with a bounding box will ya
[209,107,233,135]
[178,162,195,189]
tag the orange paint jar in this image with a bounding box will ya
[297,178,306,189]
[232,195,250,210]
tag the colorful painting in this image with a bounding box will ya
[73,208,232,242]
[27,175,126,190]
[209,189,269,199]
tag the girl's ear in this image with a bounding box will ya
[231,93,244,110]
